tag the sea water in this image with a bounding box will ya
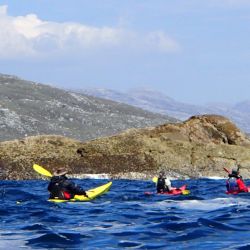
[1,178,250,249]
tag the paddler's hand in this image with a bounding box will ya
[84,191,89,198]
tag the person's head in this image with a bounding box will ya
[53,168,68,177]
[231,168,239,176]
[158,170,166,178]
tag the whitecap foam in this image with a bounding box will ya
[142,197,249,212]
[175,197,249,211]
[204,176,226,180]
[69,173,110,179]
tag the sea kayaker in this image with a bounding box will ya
[48,168,89,199]
[226,168,248,193]
[156,170,172,193]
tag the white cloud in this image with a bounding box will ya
[0,5,180,59]
[0,5,7,15]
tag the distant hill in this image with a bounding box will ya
[0,74,177,142]
[80,88,250,133]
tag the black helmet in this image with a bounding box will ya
[231,169,238,175]
[159,170,166,178]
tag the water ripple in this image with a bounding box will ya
[1,178,250,249]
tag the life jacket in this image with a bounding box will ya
[62,191,71,199]
[48,176,73,199]
[226,177,239,192]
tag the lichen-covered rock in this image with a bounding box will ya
[1,115,250,180]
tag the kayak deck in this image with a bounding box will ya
[48,181,112,203]
[145,185,189,196]
[226,186,250,195]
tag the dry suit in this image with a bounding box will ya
[48,175,88,199]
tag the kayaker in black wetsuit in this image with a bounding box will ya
[48,168,89,200]
[156,171,172,193]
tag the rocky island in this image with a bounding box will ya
[1,114,250,180]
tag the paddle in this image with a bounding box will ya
[223,167,230,174]
[33,164,52,177]
[151,176,190,195]
[223,165,241,175]
[152,176,158,183]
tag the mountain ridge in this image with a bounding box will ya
[80,88,250,133]
[0,74,177,142]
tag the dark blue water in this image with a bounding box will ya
[1,178,250,249]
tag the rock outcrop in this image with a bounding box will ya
[1,114,250,180]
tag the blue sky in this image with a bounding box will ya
[0,0,250,104]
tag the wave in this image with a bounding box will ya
[1,178,250,249]
[172,197,249,211]
[70,173,110,179]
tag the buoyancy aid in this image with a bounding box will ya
[226,177,239,192]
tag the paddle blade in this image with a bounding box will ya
[182,190,190,195]
[152,176,158,183]
[33,164,52,177]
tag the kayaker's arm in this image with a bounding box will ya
[65,180,89,197]
[165,178,172,191]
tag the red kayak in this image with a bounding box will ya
[145,185,188,196]
[226,186,250,195]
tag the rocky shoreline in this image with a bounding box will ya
[70,170,201,180]
[69,171,191,181]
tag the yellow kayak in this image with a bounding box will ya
[48,181,112,203]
